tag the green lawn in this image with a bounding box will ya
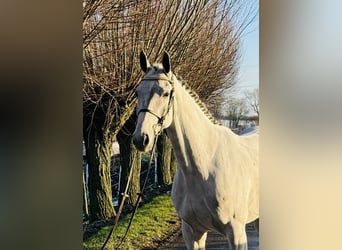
[83,193,180,250]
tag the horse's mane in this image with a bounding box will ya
[148,64,221,125]
[179,77,221,125]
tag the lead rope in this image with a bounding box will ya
[116,124,163,249]
[100,149,137,250]
[100,125,163,250]
[102,76,173,249]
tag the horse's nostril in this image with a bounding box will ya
[142,134,149,146]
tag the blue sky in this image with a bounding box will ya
[235,12,259,97]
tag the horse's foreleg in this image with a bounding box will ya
[229,220,248,250]
[181,220,207,250]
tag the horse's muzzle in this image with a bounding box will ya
[132,132,151,152]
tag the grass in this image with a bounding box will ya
[83,193,180,250]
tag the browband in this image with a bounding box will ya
[142,75,173,83]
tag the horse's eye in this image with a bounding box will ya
[162,92,170,97]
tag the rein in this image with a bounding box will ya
[116,133,159,249]
[101,75,173,250]
[101,136,160,250]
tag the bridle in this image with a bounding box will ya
[137,74,174,134]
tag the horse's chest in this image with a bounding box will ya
[172,178,221,230]
[179,194,218,229]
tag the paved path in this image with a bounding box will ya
[162,222,258,249]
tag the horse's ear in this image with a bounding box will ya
[162,51,171,74]
[140,50,150,72]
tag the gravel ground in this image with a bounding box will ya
[158,221,259,250]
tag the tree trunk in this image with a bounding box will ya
[117,131,141,206]
[84,127,115,222]
[156,132,173,185]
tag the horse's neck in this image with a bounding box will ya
[166,81,217,174]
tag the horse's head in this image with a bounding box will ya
[132,51,174,152]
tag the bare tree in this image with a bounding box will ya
[224,96,250,128]
[244,88,259,116]
[83,0,156,221]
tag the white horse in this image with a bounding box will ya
[133,51,259,250]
